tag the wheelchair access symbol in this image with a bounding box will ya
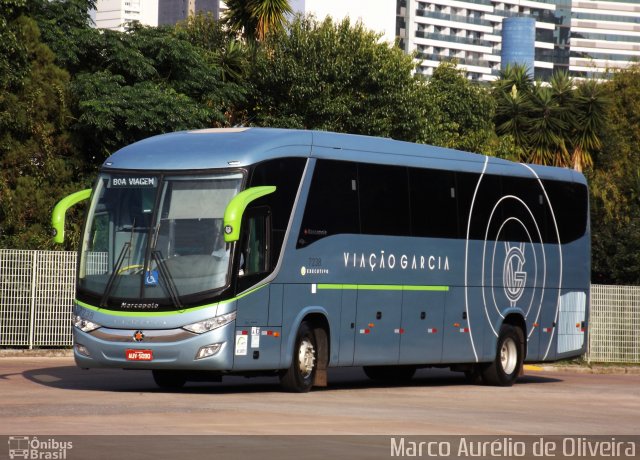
[144,270,159,286]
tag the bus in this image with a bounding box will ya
[52,128,590,392]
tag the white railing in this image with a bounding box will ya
[589,284,640,363]
[0,249,76,348]
[1,249,639,362]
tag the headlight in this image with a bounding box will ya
[73,315,101,333]
[183,311,237,334]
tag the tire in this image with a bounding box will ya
[363,365,416,383]
[481,324,524,386]
[280,322,317,393]
[152,370,186,390]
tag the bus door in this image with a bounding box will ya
[353,289,402,365]
[442,287,484,363]
[399,290,445,364]
[233,206,282,370]
[337,287,357,366]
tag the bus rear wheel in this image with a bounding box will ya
[280,322,317,392]
[152,370,186,390]
[481,324,524,386]
[363,365,416,383]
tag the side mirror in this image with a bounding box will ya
[223,186,276,243]
[51,189,92,244]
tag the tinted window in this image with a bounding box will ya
[250,158,306,231]
[297,159,587,246]
[298,160,359,248]
[456,171,495,240]
[243,213,269,276]
[250,158,306,264]
[358,163,410,236]
[500,176,547,243]
[543,180,588,244]
[409,168,458,238]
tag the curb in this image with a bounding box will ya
[0,349,73,358]
[524,364,640,375]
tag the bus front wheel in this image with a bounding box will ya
[481,324,524,386]
[280,321,317,392]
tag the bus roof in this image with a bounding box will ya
[102,128,584,183]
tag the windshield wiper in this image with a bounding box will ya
[100,242,131,307]
[152,250,183,310]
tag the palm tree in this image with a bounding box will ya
[494,82,533,160]
[493,64,535,162]
[493,63,534,95]
[569,79,609,172]
[214,40,248,82]
[252,0,292,41]
[492,64,608,171]
[223,0,292,42]
[528,81,569,166]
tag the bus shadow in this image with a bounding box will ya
[21,365,562,394]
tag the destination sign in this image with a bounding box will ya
[109,176,158,188]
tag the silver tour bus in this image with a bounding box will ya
[53,128,590,392]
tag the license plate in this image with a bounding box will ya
[126,349,153,361]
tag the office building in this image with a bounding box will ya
[569,0,640,78]
[289,0,397,44]
[92,1,640,80]
[158,0,220,26]
[94,0,159,30]
[397,0,640,81]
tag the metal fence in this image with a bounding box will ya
[589,284,640,363]
[0,249,76,347]
[1,250,639,362]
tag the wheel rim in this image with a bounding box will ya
[500,337,518,375]
[297,338,316,379]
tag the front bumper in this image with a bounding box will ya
[73,322,235,370]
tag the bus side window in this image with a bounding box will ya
[297,160,359,248]
[239,207,271,280]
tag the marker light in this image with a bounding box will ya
[73,315,101,333]
[195,343,224,360]
[183,311,237,334]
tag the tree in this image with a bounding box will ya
[421,61,497,154]
[175,12,249,83]
[493,81,533,155]
[589,64,640,284]
[0,0,29,91]
[63,24,246,157]
[223,0,292,42]
[0,1,246,249]
[0,14,87,249]
[571,79,608,172]
[26,0,96,70]
[247,16,431,142]
[492,64,608,171]
[527,81,569,166]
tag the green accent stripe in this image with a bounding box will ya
[75,284,267,317]
[317,284,449,292]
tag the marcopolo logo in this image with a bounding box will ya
[8,436,73,459]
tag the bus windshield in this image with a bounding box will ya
[78,172,244,309]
